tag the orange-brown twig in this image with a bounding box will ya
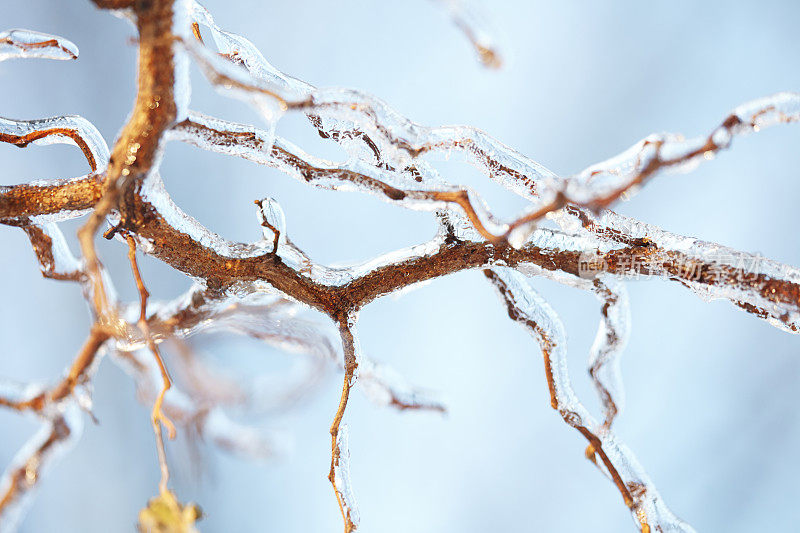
[126,234,176,494]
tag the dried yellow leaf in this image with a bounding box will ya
[137,490,202,533]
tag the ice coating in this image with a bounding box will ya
[119,283,448,417]
[0,116,110,173]
[0,29,78,62]
[172,113,538,246]
[171,0,193,120]
[587,277,630,427]
[137,171,271,260]
[0,403,83,532]
[732,91,800,130]
[128,165,800,340]
[565,92,800,209]
[556,207,800,333]
[190,2,311,96]
[185,3,554,225]
[332,424,360,532]
[256,197,286,252]
[0,174,100,226]
[109,339,291,464]
[112,319,292,465]
[182,36,286,129]
[181,12,800,248]
[485,268,587,421]
[358,359,447,413]
[513,258,631,428]
[485,267,694,532]
[0,1,798,531]
[222,302,447,413]
[186,8,799,223]
[0,381,44,411]
[23,222,84,281]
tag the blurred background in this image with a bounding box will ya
[1,1,799,531]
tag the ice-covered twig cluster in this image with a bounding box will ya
[1,1,799,532]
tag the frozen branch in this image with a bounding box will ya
[0,30,78,62]
[0,1,797,531]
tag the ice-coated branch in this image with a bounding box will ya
[139,284,447,415]
[0,0,797,531]
[565,92,800,211]
[183,4,800,237]
[178,28,800,244]
[0,175,104,224]
[330,424,359,533]
[328,319,361,533]
[484,267,694,532]
[0,406,83,533]
[0,116,109,172]
[587,277,629,430]
[0,29,78,62]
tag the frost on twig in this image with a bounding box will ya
[0,1,799,532]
